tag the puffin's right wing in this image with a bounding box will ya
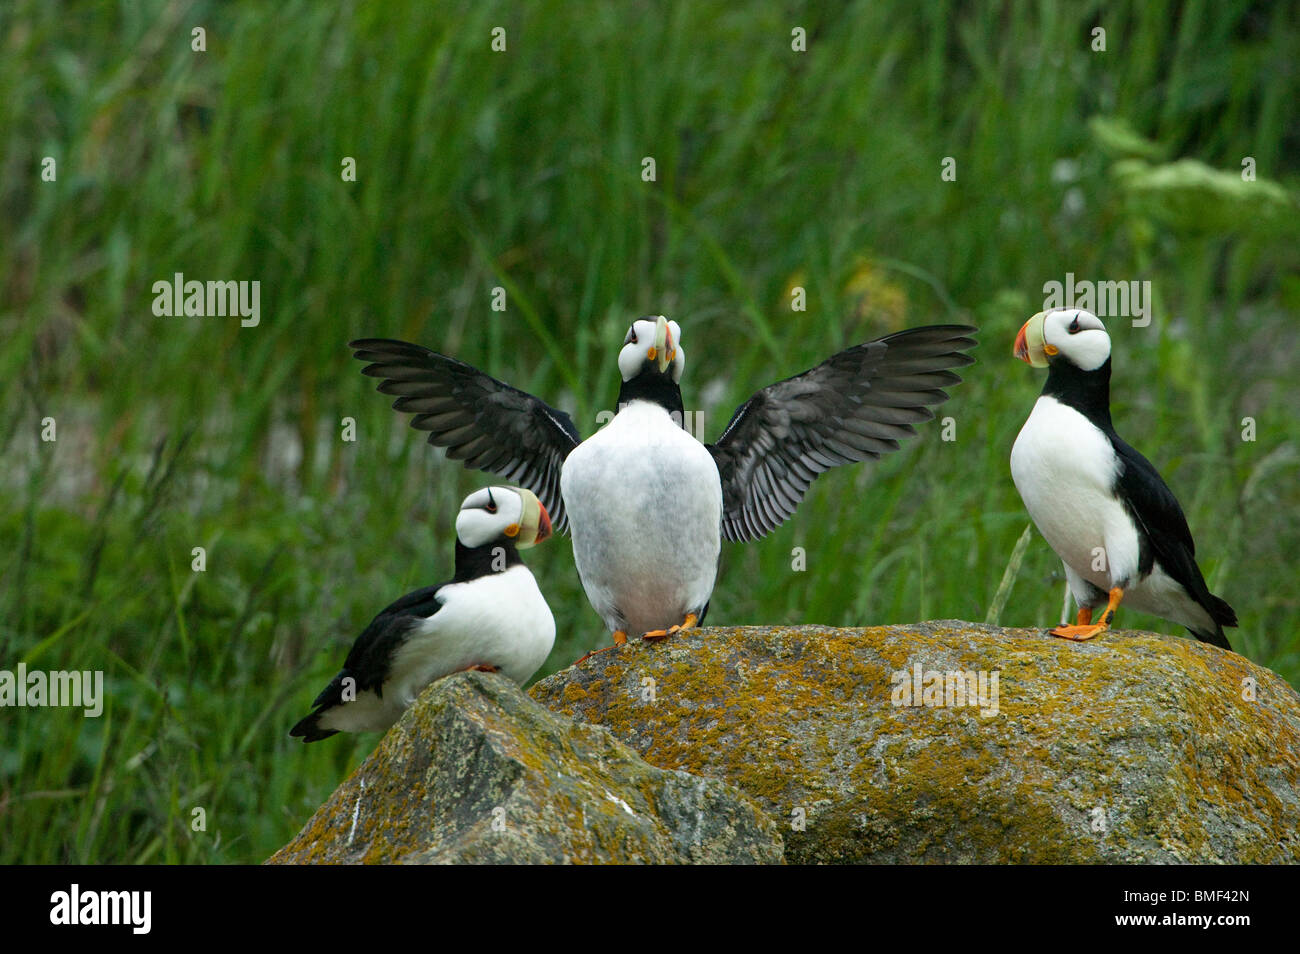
[350,339,582,532]
[707,324,976,542]
[1110,435,1236,647]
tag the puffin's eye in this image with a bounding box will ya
[485,502,497,513]
[625,329,638,345]
[1068,316,1081,334]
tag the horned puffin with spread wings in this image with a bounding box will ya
[352,316,975,655]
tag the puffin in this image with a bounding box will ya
[290,486,555,742]
[1009,307,1236,649]
[351,316,975,655]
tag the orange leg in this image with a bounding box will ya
[464,664,500,673]
[1075,606,1093,626]
[575,630,627,665]
[642,612,700,642]
[1051,588,1122,641]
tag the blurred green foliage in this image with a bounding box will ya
[2,0,1297,863]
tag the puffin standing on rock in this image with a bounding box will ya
[352,316,975,656]
[290,486,555,742]
[1009,308,1236,649]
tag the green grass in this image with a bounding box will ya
[2,0,1297,863]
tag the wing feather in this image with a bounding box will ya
[351,338,582,531]
[708,324,976,542]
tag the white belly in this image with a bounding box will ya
[561,401,722,634]
[1010,396,1140,593]
[400,565,556,688]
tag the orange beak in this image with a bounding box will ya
[510,487,551,549]
[1013,312,1050,367]
[1014,322,1031,363]
[535,502,552,544]
[654,316,672,373]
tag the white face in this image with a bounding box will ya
[1042,308,1110,371]
[617,315,685,383]
[455,486,550,549]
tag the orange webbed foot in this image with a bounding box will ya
[1049,622,1108,641]
[641,612,699,642]
[1050,588,1122,642]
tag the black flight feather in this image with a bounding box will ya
[350,338,581,532]
[707,324,977,542]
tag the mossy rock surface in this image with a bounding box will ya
[269,670,782,864]
[530,621,1300,864]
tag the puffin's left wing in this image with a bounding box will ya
[707,324,976,542]
[350,339,582,532]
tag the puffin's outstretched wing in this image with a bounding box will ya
[1110,435,1236,648]
[350,339,582,532]
[707,324,977,542]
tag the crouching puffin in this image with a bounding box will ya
[352,317,975,656]
[1010,308,1236,649]
[290,486,555,742]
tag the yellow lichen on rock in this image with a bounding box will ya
[531,621,1300,864]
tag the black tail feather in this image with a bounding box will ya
[290,711,338,743]
[1191,594,1236,651]
[1209,594,1238,628]
[1189,625,1233,651]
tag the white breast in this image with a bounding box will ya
[561,401,722,635]
[395,565,556,690]
[1010,396,1140,593]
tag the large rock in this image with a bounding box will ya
[269,671,782,864]
[531,621,1300,864]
